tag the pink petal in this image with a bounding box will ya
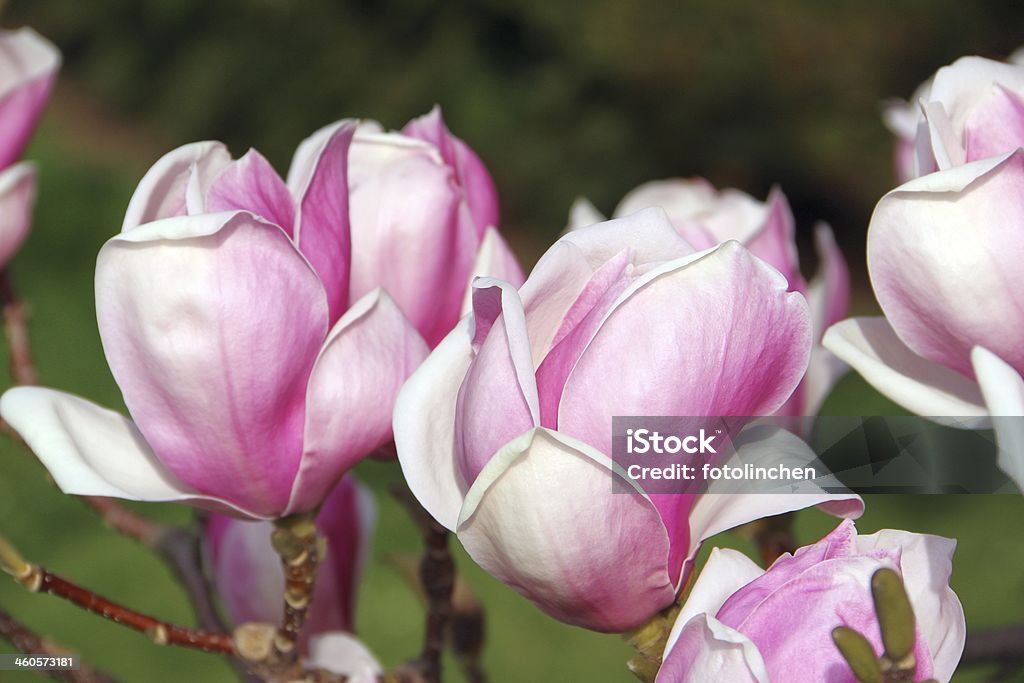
[0,162,36,268]
[557,241,811,456]
[0,28,59,168]
[807,223,850,340]
[206,149,295,236]
[402,105,500,236]
[868,150,1024,378]
[964,84,1024,162]
[534,249,634,428]
[122,141,232,231]
[453,280,539,485]
[657,614,767,683]
[927,56,1024,142]
[293,121,357,324]
[743,187,807,294]
[97,211,329,517]
[348,130,477,346]
[794,223,852,418]
[287,289,428,514]
[520,208,693,362]
[456,428,674,633]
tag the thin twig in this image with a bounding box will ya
[391,486,455,683]
[81,502,227,635]
[961,624,1024,666]
[0,607,118,683]
[0,534,234,655]
[1,269,38,386]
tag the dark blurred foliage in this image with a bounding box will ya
[7,0,1024,273]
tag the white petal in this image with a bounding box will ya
[687,426,863,569]
[672,548,764,636]
[306,632,382,683]
[856,529,965,681]
[565,197,606,231]
[0,387,251,515]
[455,427,674,633]
[122,141,231,230]
[823,318,987,417]
[972,346,1024,488]
[393,318,474,530]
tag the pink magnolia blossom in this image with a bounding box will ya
[825,149,1024,487]
[395,209,862,633]
[883,48,1024,182]
[206,476,375,646]
[0,121,429,518]
[348,107,523,346]
[657,520,965,683]
[0,27,60,268]
[570,179,850,421]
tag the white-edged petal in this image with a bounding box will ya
[972,346,1024,488]
[0,387,254,516]
[823,318,987,417]
[393,318,475,530]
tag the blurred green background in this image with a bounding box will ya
[1,1,1023,681]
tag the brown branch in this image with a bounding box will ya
[80,500,226,635]
[1,269,38,386]
[751,512,798,566]
[391,486,455,683]
[0,535,234,655]
[0,607,118,683]
[961,624,1024,666]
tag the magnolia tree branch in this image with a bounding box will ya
[961,624,1024,667]
[392,486,456,683]
[82,501,228,635]
[0,607,118,683]
[0,532,235,654]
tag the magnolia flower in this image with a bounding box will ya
[883,48,1024,182]
[657,520,965,683]
[349,107,524,346]
[569,179,850,421]
[1,121,429,518]
[395,208,862,633]
[0,27,60,268]
[825,149,1024,487]
[206,476,374,647]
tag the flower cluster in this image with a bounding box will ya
[1,23,1015,682]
